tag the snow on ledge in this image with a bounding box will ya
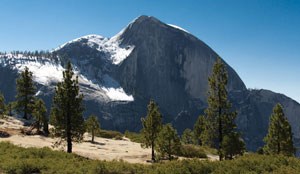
[168,24,189,33]
[105,41,135,65]
[0,54,64,86]
[102,87,134,101]
[53,34,135,65]
[52,34,106,52]
[79,74,134,102]
[15,62,64,86]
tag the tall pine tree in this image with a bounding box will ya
[193,115,205,145]
[32,98,47,134]
[141,99,162,161]
[0,92,5,116]
[202,58,244,160]
[85,115,101,143]
[221,132,245,159]
[157,123,181,160]
[181,128,195,145]
[263,103,295,156]
[50,62,85,153]
[16,66,36,119]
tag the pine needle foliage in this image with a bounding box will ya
[50,62,85,153]
[263,103,295,156]
[85,115,101,143]
[0,92,5,116]
[141,99,162,161]
[201,58,244,160]
[157,123,181,160]
[15,66,36,119]
[32,98,47,133]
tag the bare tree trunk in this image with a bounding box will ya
[24,96,28,119]
[92,129,94,143]
[218,90,223,161]
[168,139,171,160]
[67,112,72,153]
[151,141,155,161]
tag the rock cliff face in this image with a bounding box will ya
[113,16,248,131]
[116,16,246,118]
[231,89,300,151]
[0,15,299,152]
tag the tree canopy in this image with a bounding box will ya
[15,66,36,119]
[141,99,162,161]
[181,128,195,145]
[157,123,181,160]
[201,58,244,160]
[193,115,205,145]
[263,103,295,156]
[50,62,85,153]
[0,92,5,116]
[32,98,47,134]
[85,115,101,143]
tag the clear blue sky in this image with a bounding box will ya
[0,0,299,102]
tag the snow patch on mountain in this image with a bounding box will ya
[78,73,134,102]
[168,24,189,33]
[53,35,107,52]
[16,61,64,85]
[103,87,134,101]
[54,34,135,65]
[105,40,134,64]
[102,74,134,101]
[0,54,64,85]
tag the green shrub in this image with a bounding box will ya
[96,130,123,140]
[0,142,299,174]
[5,160,42,174]
[124,130,144,143]
[200,145,218,155]
[177,144,207,158]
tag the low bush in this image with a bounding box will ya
[0,142,299,173]
[96,129,123,140]
[177,144,207,158]
[199,145,218,155]
[124,130,144,143]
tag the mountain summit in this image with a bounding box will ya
[0,15,299,152]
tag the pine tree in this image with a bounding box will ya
[50,62,85,153]
[43,116,49,136]
[32,99,47,134]
[193,115,205,145]
[181,128,195,144]
[202,58,244,160]
[141,99,162,161]
[16,66,36,119]
[0,92,5,116]
[85,115,101,143]
[6,102,14,116]
[157,123,181,160]
[221,132,245,159]
[263,103,295,156]
[3,101,17,117]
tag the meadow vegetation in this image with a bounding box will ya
[0,142,299,174]
[96,129,123,140]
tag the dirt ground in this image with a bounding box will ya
[0,116,151,163]
[0,116,217,164]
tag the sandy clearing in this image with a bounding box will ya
[0,116,218,163]
[0,116,152,164]
[0,134,152,163]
